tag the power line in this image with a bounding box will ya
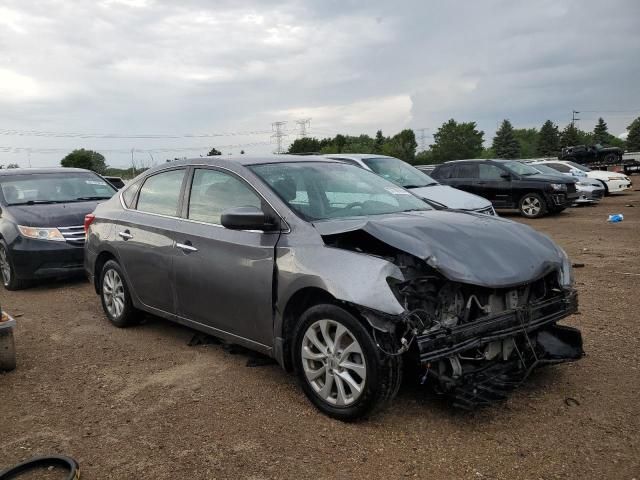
[0,128,272,139]
[271,122,288,154]
[415,128,429,151]
[0,141,272,155]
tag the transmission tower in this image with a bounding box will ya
[271,121,288,154]
[416,128,429,151]
[295,118,311,138]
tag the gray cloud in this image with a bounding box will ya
[1,0,639,167]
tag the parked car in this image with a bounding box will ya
[323,154,495,215]
[559,143,623,165]
[103,176,126,189]
[415,164,439,174]
[430,159,579,218]
[528,162,605,204]
[0,168,117,290]
[85,156,583,419]
[532,160,631,195]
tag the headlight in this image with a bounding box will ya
[558,248,574,287]
[17,225,65,242]
[607,176,621,181]
[550,183,567,191]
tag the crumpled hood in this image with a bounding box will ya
[314,210,564,288]
[408,185,492,211]
[6,201,101,227]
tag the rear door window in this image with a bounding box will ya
[136,169,186,216]
[453,164,479,179]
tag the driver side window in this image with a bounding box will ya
[188,169,262,225]
[479,164,506,180]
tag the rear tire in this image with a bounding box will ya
[292,303,402,421]
[99,260,140,327]
[519,193,547,218]
[0,240,28,291]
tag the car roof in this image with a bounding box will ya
[322,154,396,160]
[0,167,93,176]
[144,155,344,175]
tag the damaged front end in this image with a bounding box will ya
[321,221,584,409]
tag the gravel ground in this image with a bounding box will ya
[1,189,639,479]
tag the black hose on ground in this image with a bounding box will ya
[0,455,80,479]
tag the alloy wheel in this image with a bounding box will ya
[522,196,542,217]
[103,269,125,318]
[0,246,11,285]
[301,319,367,406]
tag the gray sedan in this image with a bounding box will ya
[85,156,583,420]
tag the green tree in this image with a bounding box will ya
[492,119,520,159]
[382,129,418,163]
[428,119,484,162]
[7,163,19,169]
[60,149,107,174]
[512,128,538,158]
[626,117,640,151]
[207,147,222,156]
[593,117,610,144]
[537,120,560,157]
[560,123,581,148]
[374,130,386,154]
[288,137,322,154]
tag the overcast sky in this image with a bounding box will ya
[1,0,639,168]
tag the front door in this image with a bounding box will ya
[172,167,278,347]
[478,163,513,208]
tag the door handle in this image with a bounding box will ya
[176,242,198,253]
[118,230,133,240]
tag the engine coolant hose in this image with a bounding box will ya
[0,455,80,479]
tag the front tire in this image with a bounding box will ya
[292,304,402,421]
[519,193,547,218]
[100,260,139,327]
[0,240,28,291]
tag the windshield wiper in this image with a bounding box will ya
[402,184,430,189]
[7,200,66,206]
[74,196,112,201]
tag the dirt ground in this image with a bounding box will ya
[1,189,639,480]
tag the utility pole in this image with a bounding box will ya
[271,121,288,154]
[295,118,311,138]
[415,128,429,152]
[571,110,580,127]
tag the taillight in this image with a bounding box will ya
[84,214,96,234]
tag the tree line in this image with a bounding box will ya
[36,115,640,175]
[288,116,640,165]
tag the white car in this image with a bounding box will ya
[529,162,605,204]
[535,160,632,195]
[323,154,496,215]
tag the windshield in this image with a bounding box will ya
[0,172,117,205]
[565,161,591,172]
[531,164,563,176]
[250,162,432,221]
[501,161,540,176]
[361,157,438,188]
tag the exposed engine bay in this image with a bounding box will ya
[322,229,584,409]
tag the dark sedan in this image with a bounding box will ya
[431,159,579,218]
[0,168,116,289]
[85,156,583,420]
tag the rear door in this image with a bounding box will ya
[172,167,278,346]
[115,167,187,314]
[450,163,481,196]
[478,163,512,208]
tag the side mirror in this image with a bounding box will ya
[221,206,280,232]
[500,172,511,180]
